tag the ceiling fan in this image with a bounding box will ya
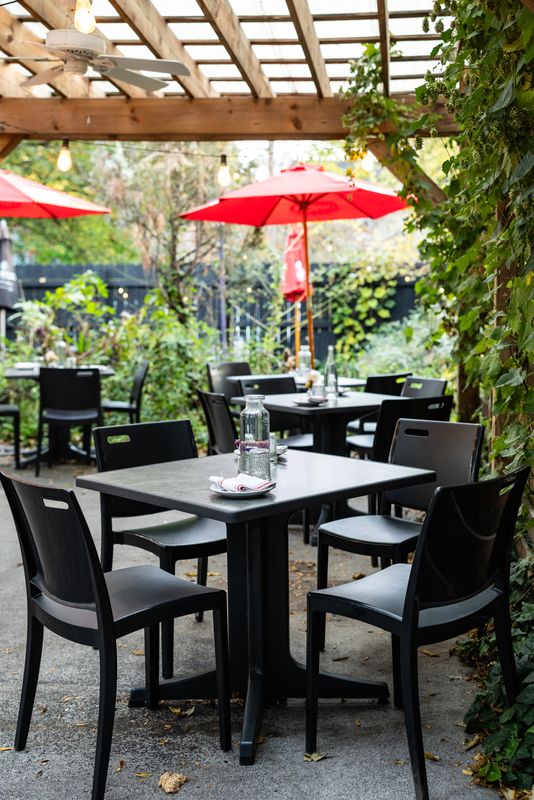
[1,29,190,92]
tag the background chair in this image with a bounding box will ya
[36,367,101,477]
[317,418,484,648]
[0,470,230,800]
[236,375,313,450]
[307,466,530,800]
[401,376,447,398]
[198,390,237,455]
[102,359,148,423]
[0,403,20,468]
[348,372,412,435]
[207,360,251,405]
[93,419,227,680]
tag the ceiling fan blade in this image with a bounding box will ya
[96,54,190,76]
[22,66,65,87]
[100,67,168,91]
[22,40,70,58]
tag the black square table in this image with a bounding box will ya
[76,450,434,765]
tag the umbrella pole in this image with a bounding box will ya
[302,211,315,366]
[294,301,301,366]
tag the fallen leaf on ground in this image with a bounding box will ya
[394,758,406,765]
[420,648,440,657]
[207,571,220,577]
[462,768,473,776]
[0,746,14,751]
[38,703,47,714]
[135,771,152,779]
[424,752,441,762]
[304,752,329,762]
[35,769,43,778]
[332,655,349,662]
[159,772,188,793]
[352,572,366,581]
[354,720,361,728]
[131,649,145,656]
[184,571,197,578]
[116,759,126,772]
[159,738,170,746]
[464,734,483,751]
[167,706,183,717]
[182,706,195,717]
[2,647,13,654]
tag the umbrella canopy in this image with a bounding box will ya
[0,169,111,219]
[181,163,408,364]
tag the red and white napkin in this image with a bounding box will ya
[209,473,275,493]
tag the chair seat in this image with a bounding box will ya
[346,420,377,434]
[43,408,99,424]
[0,404,19,416]
[311,563,502,633]
[119,515,227,557]
[102,399,135,413]
[319,515,422,555]
[284,432,314,450]
[346,433,374,453]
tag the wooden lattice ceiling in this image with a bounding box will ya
[0,0,455,154]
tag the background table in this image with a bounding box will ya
[226,372,365,394]
[77,450,434,765]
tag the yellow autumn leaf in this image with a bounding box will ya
[131,649,144,656]
[352,572,366,580]
[0,746,14,751]
[464,734,483,750]
[420,648,440,657]
[167,706,183,716]
[159,772,188,794]
[424,751,441,762]
[304,752,329,762]
[135,771,152,779]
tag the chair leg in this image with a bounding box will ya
[195,556,208,623]
[13,412,20,469]
[494,605,519,705]
[35,417,43,478]
[100,523,114,574]
[316,540,329,651]
[302,507,310,545]
[144,625,160,711]
[160,553,175,680]
[212,606,231,751]
[92,644,117,800]
[83,426,91,464]
[15,615,44,751]
[400,639,428,800]
[391,635,402,709]
[305,606,322,754]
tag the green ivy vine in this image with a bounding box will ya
[341,1,533,794]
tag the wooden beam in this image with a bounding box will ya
[19,0,147,98]
[0,63,36,98]
[377,0,390,97]
[285,0,331,98]
[196,0,273,98]
[0,133,23,160]
[0,6,101,98]
[0,96,457,141]
[108,0,217,98]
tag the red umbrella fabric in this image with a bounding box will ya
[0,169,111,219]
[281,224,307,303]
[181,163,407,364]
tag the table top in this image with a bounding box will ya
[226,373,366,389]
[76,450,434,525]
[4,364,115,379]
[232,391,402,417]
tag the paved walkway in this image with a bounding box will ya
[0,461,495,800]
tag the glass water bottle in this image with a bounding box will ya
[239,395,271,479]
[297,344,312,376]
[324,344,338,400]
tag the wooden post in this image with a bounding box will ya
[294,301,301,366]
[302,210,315,366]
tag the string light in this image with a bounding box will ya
[56,139,73,172]
[217,154,231,187]
[74,0,96,35]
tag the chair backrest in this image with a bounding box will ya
[39,367,101,412]
[401,376,447,398]
[372,395,453,463]
[198,390,237,454]
[364,372,412,396]
[129,360,149,408]
[406,467,530,616]
[93,419,197,519]
[236,375,301,433]
[207,361,251,403]
[0,470,110,627]
[384,418,484,512]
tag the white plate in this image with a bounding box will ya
[210,483,275,498]
[14,362,37,369]
[293,397,327,407]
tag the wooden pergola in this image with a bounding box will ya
[0,0,455,160]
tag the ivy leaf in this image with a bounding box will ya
[509,153,534,185]
[490,78,515,113]
[494,368,525,388]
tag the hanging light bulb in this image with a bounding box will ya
[217,154,231,188]
[56,140,73,172]
[74,0,96,35]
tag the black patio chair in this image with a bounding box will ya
[317,418,484,649]
[102,359,148,423]
[347,372,412,435]
[236,375,313,450]
[198,390,237,455]
[401,376,448,398]
[0,469,231,800]
[307,465,530,800]
[207,360,251,403]
[36,367,102,477]
[93,420,227,679]
[0,403,20,468]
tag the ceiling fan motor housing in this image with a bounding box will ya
[46,29,106,59]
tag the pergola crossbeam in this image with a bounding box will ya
[377,0,391,97]
[285,0,331,98]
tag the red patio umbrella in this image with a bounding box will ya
[281,223,307,361]
[0,169,111,219]
[180,163,408,365]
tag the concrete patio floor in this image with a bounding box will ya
[0,459,496,800]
